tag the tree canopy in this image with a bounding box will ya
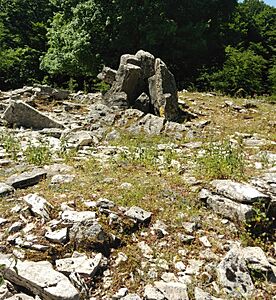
[0,0,275,96]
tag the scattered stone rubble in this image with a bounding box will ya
[0,55,275,299]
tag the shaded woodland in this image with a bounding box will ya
[0,0,275,96]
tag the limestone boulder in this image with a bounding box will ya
[148,58,180,121]
[102,50,181,121]
[217,245,254,298]
[3,101,64,129]
[211,180,270,204]
[0,254,80,300]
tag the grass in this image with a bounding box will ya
[23,140,53,166]
[194,139,246,180]
[0,92,275,298]
[0,131,21,161]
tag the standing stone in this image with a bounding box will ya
[102,50,181,121]
[104,62,142,108]
[3,101,64,129]
[135,50,155,79]
[148,58,180,121]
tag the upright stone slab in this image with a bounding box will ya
[104,63,142,108]
[135,50,155,79]
[3,101,64,129]
[148,58,180,121]
[102,50,181,121]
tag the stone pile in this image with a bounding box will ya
[99,50,184,121]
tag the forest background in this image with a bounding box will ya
[0,0,275,97]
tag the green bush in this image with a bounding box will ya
[268,63,276,95]
[209,46,266,96]
[0,47,43,90]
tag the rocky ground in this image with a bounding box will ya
[0,85,275,300]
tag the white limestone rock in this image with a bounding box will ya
[217,245,254,298]
[61,210,96,224]
[211,180,270,204]
[56,253,102,276]
[153,281,189,300]
[23,193,53,220]
[124,206,152,223]
[0,254,79,300]
[45,228,68,244]
[0,183,14,196]
[51,174,75,185]
[194,287,223,300]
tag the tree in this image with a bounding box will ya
[210,46,266,96]
[41,0,237,87]
[227,0,276,93]
[0,0,53,89]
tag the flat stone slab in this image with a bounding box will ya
[124,206,152,223]
[211,180,270,204]
[3,101,64,129]
[56,253,102,276]
[51,174,75,184]
[154,281,189,300]
[6,169,47,189]
[0,254,79,300]
[45,227,68,244]
[61,210,96,224]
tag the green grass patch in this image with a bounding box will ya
[195,140,245,180]
[23,140,52,166]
